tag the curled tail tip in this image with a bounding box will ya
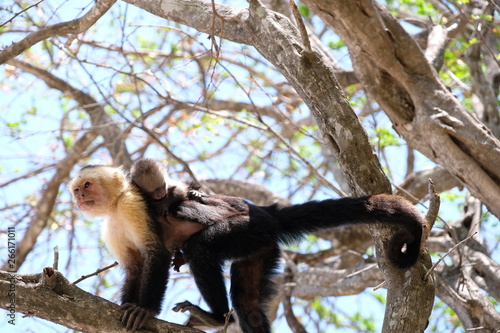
[387,230,421,269]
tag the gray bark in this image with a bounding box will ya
[121,1,435,331]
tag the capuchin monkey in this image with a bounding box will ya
[130,159,428,333]
[129,158,208,271]
[68,165,207,331]
[130,158,206,226]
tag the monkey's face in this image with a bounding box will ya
[70,177,110,215]
[68,167,123,217]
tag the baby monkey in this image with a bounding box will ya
[130,158,209,271]
[130,158,206,220]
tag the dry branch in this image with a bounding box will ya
[0,268,202,333]
[0,0,117,65]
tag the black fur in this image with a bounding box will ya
[128,159,425,332]
[166,193,425,333]
[173,194,423,267]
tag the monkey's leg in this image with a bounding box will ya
[230,246,281,333]
[181,244,231,328]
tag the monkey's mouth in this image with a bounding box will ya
[79,200,95,211]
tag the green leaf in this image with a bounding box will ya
[371,127,401,147]
[298,3,310,18]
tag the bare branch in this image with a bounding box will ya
[423,178,441,244]
[52,246,59,270]
[424,232,477,281]
[289,0,311,53]
[0,0,117,65]
[7,59,131,167]
[0,0,46,28]
[72,262,119,285]
[0,269,203,332]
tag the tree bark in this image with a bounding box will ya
[0,269,203,333]
[302,0,500,218]
[121,1,435,331]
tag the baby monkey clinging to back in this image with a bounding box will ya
[130,158,208,229]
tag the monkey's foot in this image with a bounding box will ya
[121,303,156,331]
[173,301,229,329]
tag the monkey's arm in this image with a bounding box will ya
[121,242,172,331]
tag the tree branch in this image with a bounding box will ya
[0,0,117,65]
[302,0,500,218]
[7,59,131,167]
[0,269,203,332]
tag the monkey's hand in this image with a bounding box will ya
[121,303,156,331]
[188,189,206,200]
[173,301,231,329]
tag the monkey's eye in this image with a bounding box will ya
[84,182,91,189]
[74,188,79,195]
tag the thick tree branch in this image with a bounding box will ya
[0,269,202,332]
[393,167,461,203]
[435,263,500,331]
[292,261,384,299]
[302,0,500,219]
[424,24,448,71]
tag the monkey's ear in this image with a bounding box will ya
[109,167,128,191]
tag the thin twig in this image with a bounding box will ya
[210,0,222,57]
[0,0,117,65]
[422,178,440,250]
[72,262,119,285]
[258,115,347,197]
[345,263,378,278]
[222,308,234,333]
[373,280,386,291]
[0,0,45,28]
[289,0,311,53]
[424,232,478,281]
[282,253,307,333]
[52,246,59,270]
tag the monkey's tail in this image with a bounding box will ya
[265,194,425,268]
